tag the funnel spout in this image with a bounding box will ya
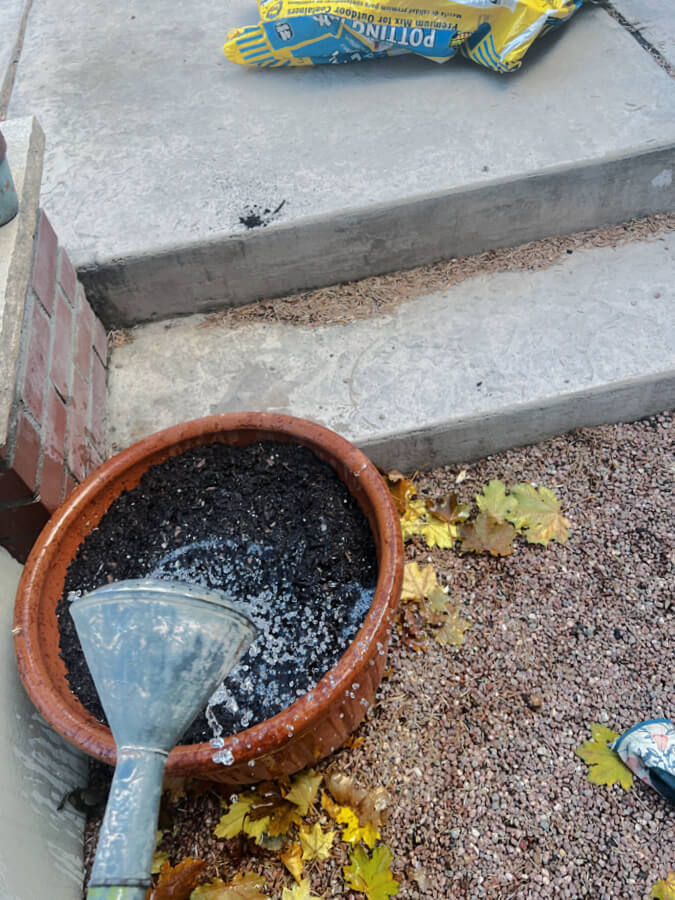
[88,747,166,898]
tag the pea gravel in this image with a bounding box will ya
[83,412,674,899]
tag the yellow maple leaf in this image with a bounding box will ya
[151,830,170,875]
[243,815,271,843]
[343,845,399,900]
[651,871,675,899]
[507,483,570,545]
[191,871,268,899]
[575,722,633,791]
[400,500,454,548]
[280,842,304,883]
[433,606,471,647]
[475,479,518,523]
[299,821,334,861]
[284,769,323,815]
[281,878,320,900]
[321,790,343,820]
[458,512,516,557]
[214,794,256,839]
[383,470,417,514]
[337,807,380,849]
[401,562,438,603]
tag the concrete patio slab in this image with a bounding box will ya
[107,229,675,471]
[0,0,27,100]
[611,0,675,69]
[8,2,675,326]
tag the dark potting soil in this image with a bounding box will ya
[57,441,378,749]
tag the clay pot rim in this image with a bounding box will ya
[14,412,402,772]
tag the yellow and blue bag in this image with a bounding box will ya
[224,0,584,71]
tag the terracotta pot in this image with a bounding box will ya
[14,413,403,783]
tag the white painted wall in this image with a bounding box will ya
[0,546,86,900]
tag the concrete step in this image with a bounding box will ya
[107,220,675,471]
[6,1,675,327]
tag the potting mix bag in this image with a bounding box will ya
[224,0,584,71]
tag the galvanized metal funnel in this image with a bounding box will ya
[70,578,256,900]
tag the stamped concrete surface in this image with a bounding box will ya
[107,231,675,471]
[8,1,675,324]
[611,0,675,69]
[0,547,86,900]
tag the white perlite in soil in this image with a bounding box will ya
[85,414,674,898]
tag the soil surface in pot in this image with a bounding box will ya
[57,441,378,746]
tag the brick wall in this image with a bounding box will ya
[0,211,108,562]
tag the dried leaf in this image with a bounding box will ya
[149,858,205,900]
[458,512,516,557]
[575,722,633,791]
[507,483,570,545]
[191,872,268,899]
[420,586,451,625]
[651,871,675,899]
[162,776,189,803]
[383,471,417,514]
[398,605,427,650]
[343,845,399,900]
[475,479,518,523]
[426,492,471,524]
[299,822,334,861]
[284,769,323,815]
[338,807,380,849]
[152,830,170,875]
[400,500,454,548]
[433,606,471,647]
[320,791,343,820]
[249,782,302,836]
[400,562,437,603]
[214,795,256,839]
[242,815,271,842]
[280,842,304,883]
[324,773,389,827]
[281,879,320,900]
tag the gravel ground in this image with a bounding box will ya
[83,412,674,899]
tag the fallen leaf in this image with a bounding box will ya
[426,492,471,524]
[214,795,256,839]
[242,815,271,843]
[651,871,675,899]
[299,822,334,861]
[191,872,268,899]
[575,722,633,791]
[280,842,304,883]
[248,782,302,836]
[400,500,454,548]
[398,605,427,650]
[383,471,417,514]
[162,776,189,803]
[343,845,399,900]
[400,562,438,603]
[433,606,471,647]
[506,483,570,545]
[475,479,518,523]
[149,858,206,900]
[152,830,170,875]
[321,792,380,848]
[458,512,516,556]
[284,769,323,815]
[346,735,365,750]
[324,773,389,827]
[281,878,320,900]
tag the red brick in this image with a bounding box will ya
[64,473,77,497]
[32,212,58,314]
[49,291,73,400]
[66,368,88,481]
[44,386,67,461]
[73,306,92,380]
[40,454,64,513]
[92,311,108,367]
[0,499,49,539]
[57,249,78,306]
[21,298,51,421]
[0,468,34,504]
[12,413,41,494]
[89,354,107,453]
[76,283,94,333]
